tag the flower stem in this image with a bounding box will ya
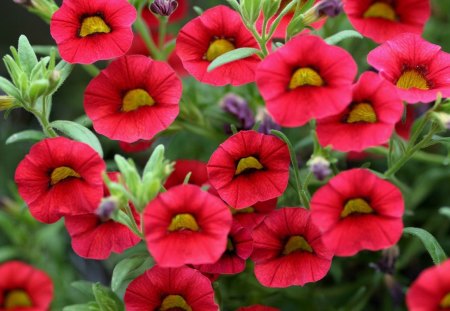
[134,15,163,60]
[158,16,168,52]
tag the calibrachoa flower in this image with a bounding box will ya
[207,130,290,209]
[237,306,280,311]
[251,208,333,288]
[84,55,182,143]
[256,35,357,127]
[50,0,136,64]
[231,198,278,230]
[118,140,153,153]
[344,0,430,43]
[310,168,404,256]
[124,265,218,311]
[317,71,404,152]
[142,0,189,27]
[367,33,450,103]
[144,184,232,267]
[164,160,209,189]
[64,173,140,260]
[406,259,450,311]
[0,261,53,310]
[195,221,253,275]
[15,137,105,224]
[176,5,260,86]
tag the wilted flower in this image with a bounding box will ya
[221,93,255,133]
[150,0,179,17]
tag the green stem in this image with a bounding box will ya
[367,147,448,165]
[158,16,168,52]
[24,106,57,137]
[134,15,163,60]
[82,64,100,77]
[271,130,310,208]
[124,203,144,239]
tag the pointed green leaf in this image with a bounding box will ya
[18,35,38,75]
[111,254,153,295]
[0,77,21,99]
[5,130,45,144]
[207,48,260,72]
[403,227,447,265]
[325,30,363,45]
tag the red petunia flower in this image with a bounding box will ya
[317,71,404,152]
[367,33,450,104]
[310,168,404,256]
[237,305,280,311]
[15,137,105,224]
[344,0,430,43]
[207,130,290,209]
[251,207,333,288]
[144,184,232,267]
[50,0,136,64]
[124,265,218,311]
[118,140,153,153]
[406,259,450,311]
[231,198,278,230]
[142,0,189,28]
[195,220,253,275]
[256,35,357,127]
[84,55,182,143]
[164,160,209,189]
[0,261,53,310]
[64,172,140,260]
[176,5,260,86]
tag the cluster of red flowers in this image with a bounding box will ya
[7,0,450,309]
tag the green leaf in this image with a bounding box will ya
[324,30,363,45]
[207,48,260,72]
[50,60,73,95]
[0,77,21,99]
[240,0,262,24]
[50,120,103,157]
[18,35,38,75]
[403,227,447,265]
[5,130,45,144]
[224,0,240,11]
[92,283,124,311]
[193,6,203,15]
[439,207,450,218]
[111,254,153,295]
[63,302,100,311]
[71,281,96,300]
[0,247,20,262]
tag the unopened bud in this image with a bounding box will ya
[316,0,343,17]
[96,198,118,222]
[150,0,178,17]
[434,112,450,130]
[256,109,281,135]
[0,96,16,111]
[221,93,255,133]
[308,156,332,181]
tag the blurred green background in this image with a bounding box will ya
[0,1,449,310]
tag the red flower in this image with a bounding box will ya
[231,198,278,230]
[237,306,280,311]
[118,140,153,153]
[176,5,260,86]
[84,55,182,143]
[0,261,53,311]
[124,265,218,311]
[406,259,450,311]
[256,35,357,127]
[367,33,450,103]
[195,220,253,275]
[251,208,333,288]
[144,184,232,267]
[64,173,140,260]
[142,0,189,28]
[15,137,105,224]
[50,0,136,64]
[310,168,404,256]
[164,160,209,189]
[207,131,290,209]
[317,71,404,152]
[344,0,430,43]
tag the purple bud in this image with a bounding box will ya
[96,198,118,222]
[308,156,332,181]
[257,113,281,135]
[150,0,179,17]
[316,0,343,17]
[221,94,255,133]
[369,245,399,275]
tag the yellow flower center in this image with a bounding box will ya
[4,290,33,309]
[230,206,255,215]
[363,2,397,21]
[168,214,199,232]
[235,156,264,175]
[282,235,313,255]
[205,39,235,62]
[79,16,111,38]
[160,295,192,311]
[50,166,81,185]
[396,70,429,90]
[122,89,155,112]
[289,67,324,89]
[441,293,450,308]
[341,198,374,218]
[346,103,377,124]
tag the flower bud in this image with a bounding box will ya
[256,109,281,135]
[220,93,255,133]
[96,197,119,222]
[308,156,332,181]
[434,112,450,130]
[0,96,16,111]
[301,0,343,26]
[150,0,178,17]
